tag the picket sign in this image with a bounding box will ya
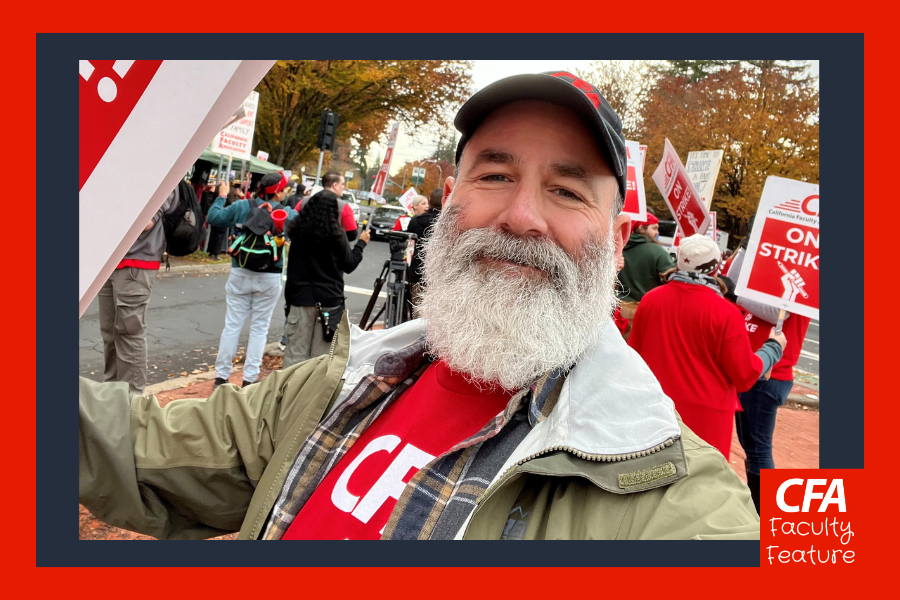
[622,140,647,222]
[398,187,418,213]
[684,149,724,210]
[651,139,711,238]
[734,176,820,320]
[370,123,400,202]
[79,60,275,316]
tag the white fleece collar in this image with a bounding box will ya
[340,318,681,456]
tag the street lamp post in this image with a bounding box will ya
[424,159,443,193]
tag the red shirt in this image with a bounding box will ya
[340,203,357,233]
[628,282,764,458]
[116,259,160,270]
[283,360,512,540]
[743,311,811,381]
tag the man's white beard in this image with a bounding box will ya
[417,203,619,391]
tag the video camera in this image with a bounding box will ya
[384,230,418,261]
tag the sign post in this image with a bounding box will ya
[734,176,819,319]
[651,138,711,237]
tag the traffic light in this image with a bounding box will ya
[317,109,339,151]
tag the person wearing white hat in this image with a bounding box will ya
[629,234,787,460]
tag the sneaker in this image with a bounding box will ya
[278,342,286,351]
[241,380,256,388]
[213,377,227,389]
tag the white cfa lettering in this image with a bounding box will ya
[776,478,804,512]
[351,442,435,523]
[331,435,401,513]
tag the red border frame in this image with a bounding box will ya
[19,3,883,592]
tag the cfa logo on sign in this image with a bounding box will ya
[776,479,846,513]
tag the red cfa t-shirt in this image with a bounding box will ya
[743,311,811,381]
[628,282,764,458]
[283,360,512,540]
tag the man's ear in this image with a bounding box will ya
[442,176,455,207]
[612,213,631,260]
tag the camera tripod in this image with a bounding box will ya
[359,231,418,330]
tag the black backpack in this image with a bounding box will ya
[163,180,205,256]
[227,199,282,271]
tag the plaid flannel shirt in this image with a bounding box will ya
[261,338,563,540]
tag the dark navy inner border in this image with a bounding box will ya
[42,33,860,566]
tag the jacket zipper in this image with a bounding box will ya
[475,436,679,507]
[327,328,339,361]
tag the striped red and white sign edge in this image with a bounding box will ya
[79,60,275,316]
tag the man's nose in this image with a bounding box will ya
[496,183,548,238]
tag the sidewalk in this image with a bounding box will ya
[79,359,819,539]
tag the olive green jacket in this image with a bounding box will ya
[79,316,759,540]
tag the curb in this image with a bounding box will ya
[145,368,235,395]
[787,393,819,408]
[157,263,232,277]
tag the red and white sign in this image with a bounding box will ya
[684,149,724,210]
[652,138,711,238]
[639,144,648,172]
[735,176,819,319]
[79,60,275,316]
[622,140,647,221]
[257,150,269,162]
[398,187,418,213]
[370,123,400,201]
[211,91,259,160]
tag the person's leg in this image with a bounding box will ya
[215,269,252,382]
[242,273,282,383]
[283,305,337,368]
[98,275,118,382]
[111,267,156,394]
[736,377,793,513]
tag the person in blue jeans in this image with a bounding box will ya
[207,173,296,389]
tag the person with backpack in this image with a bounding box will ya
[207,171,297,389]
[97,188,177,395]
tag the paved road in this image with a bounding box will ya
[79,239,397,386]
[79,239,820,385]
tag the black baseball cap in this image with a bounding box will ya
[454,71,627,201]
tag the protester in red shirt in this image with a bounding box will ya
[628,235,786,459]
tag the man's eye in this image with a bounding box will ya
[553,188,583,202]
[481,174,511,183]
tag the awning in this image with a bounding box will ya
[198,149,285,174]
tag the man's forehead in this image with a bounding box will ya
[463,101,612,174]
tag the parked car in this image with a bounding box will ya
[367,205,408,239]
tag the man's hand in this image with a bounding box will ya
[768,328,787,350]
[217,181,229,197]
[359,230,371,244]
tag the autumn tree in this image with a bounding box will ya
[393,158,454,199]
[575,60,659,138]
[655,60,736,83]
[254,60,472,170]
[638,62,819,238]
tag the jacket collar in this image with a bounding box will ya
[342,318,681,458]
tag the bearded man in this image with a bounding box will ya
[79,72,760,540]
